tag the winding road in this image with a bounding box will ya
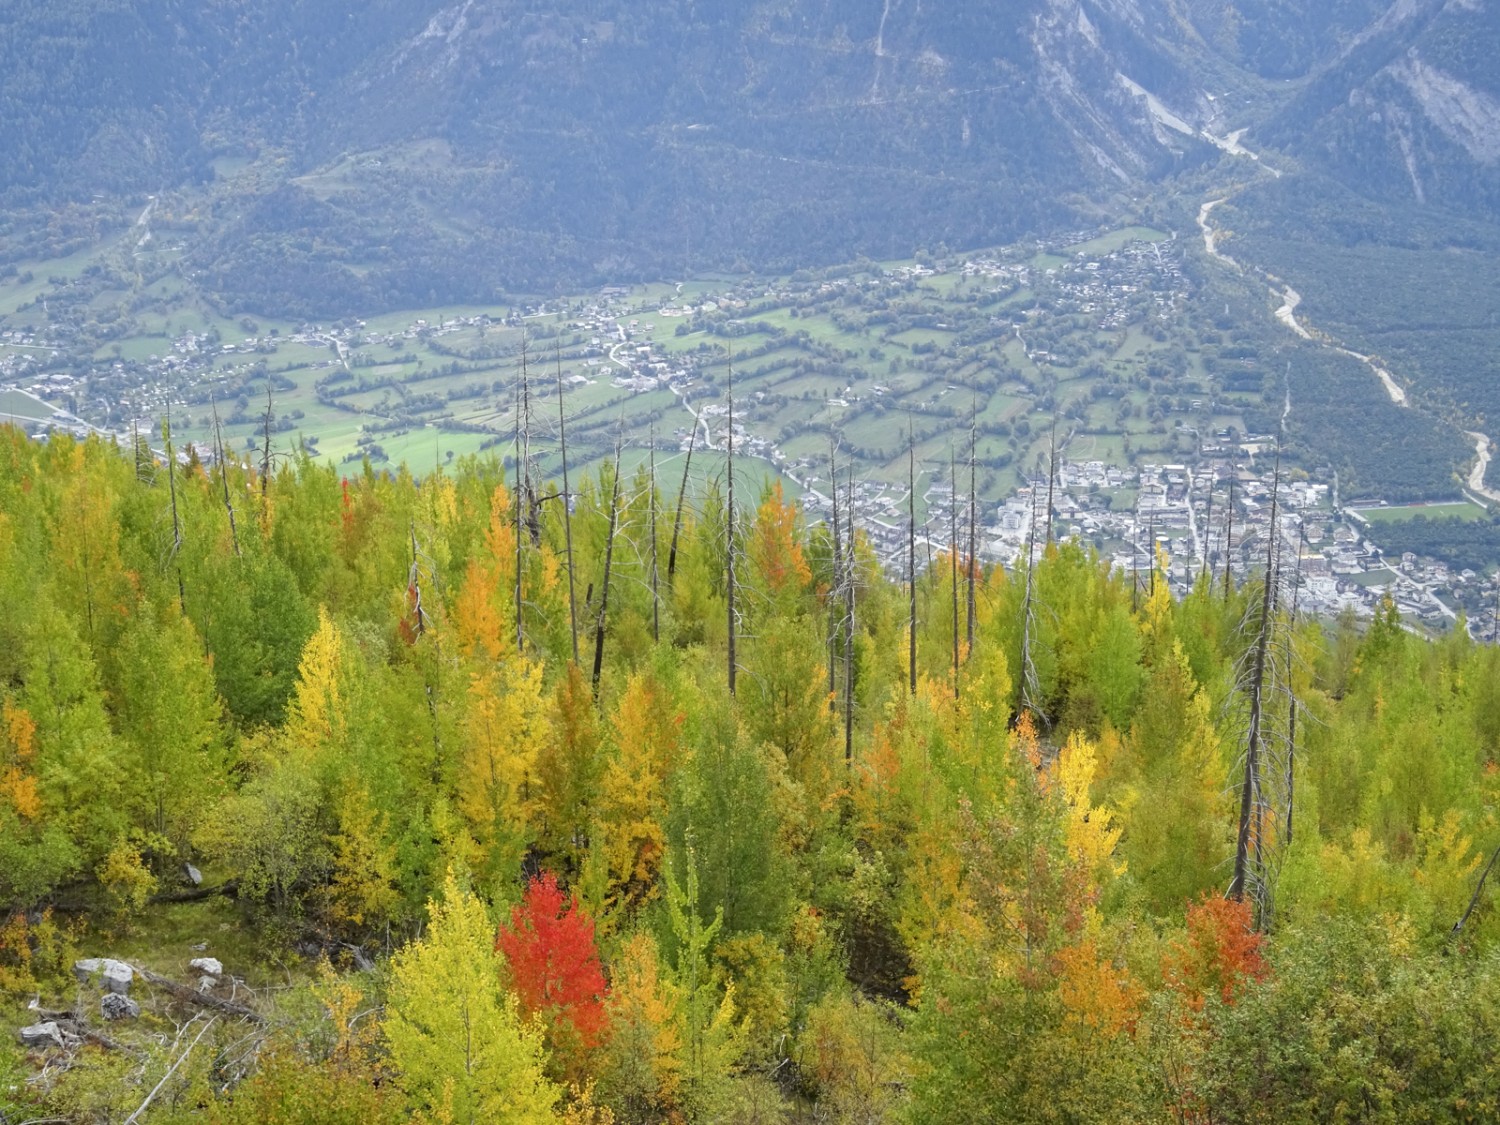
[1196,190,1500,504]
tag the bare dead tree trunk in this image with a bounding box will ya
[592,439,624,696]
[668,417,697,585]
[1223,473,1235,601]
[950,447,960,699]
[1018,467,1045,721]
[162,407,186,618]
[259,385,275,530]
[844,465,856,767]
[908,433,917,695]
[133,419,148,484]
[408,524,428,640]
[1131,513,1141,614]
[967,401,978,655]
[1200,473,1214,588]
[1453,840,1500,937]
[210,394,240,557]
[1284,521,1306,847]
[1147,515,1156,599]
[828,440,842,712]
[649,425,660,645]
[1230,455,1282,912]
[726,350,738,697]
[1490,570,1500,644]
[556,347,578,664]
[1044,416,1058,546]
[514,338,529,653]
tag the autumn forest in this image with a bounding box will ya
[3,424,1500,1123]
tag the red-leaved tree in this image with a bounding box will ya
[495,871,609,1080]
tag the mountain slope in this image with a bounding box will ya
[1263,0,1500,220]
[5,1,1227,305]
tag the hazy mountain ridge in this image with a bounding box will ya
[6,0,1219,303]
[3,1,1499,307]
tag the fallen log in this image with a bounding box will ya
[149,879,240,905]
[129,965,266,1024]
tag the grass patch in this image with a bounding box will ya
[1355,501,1488,524]
[1063,226,1170,257]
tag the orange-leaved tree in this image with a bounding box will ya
[1165,894,1268,1012]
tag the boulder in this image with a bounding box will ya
[100,993,140,1021]
[19,1021,64,1049]
[184,862,203,886]
[74,958,134,994]
[188,956,223,977]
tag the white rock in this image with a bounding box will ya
[19,1021,63,1049]
[189,957,223,977]
[74,958,134,994]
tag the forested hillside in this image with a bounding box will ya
[2,425,1500,1121]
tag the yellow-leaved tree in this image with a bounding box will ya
[594,670,682,907]
[458,657,548,884]
[385,870,558,1124]
[285,607,351,766]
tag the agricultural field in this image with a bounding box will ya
[1,219,1274,513]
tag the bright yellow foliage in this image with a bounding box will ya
[458,657,547,879]
[596,672,681,898]
[3,699,36,760]
[1050,732,1125,881]
[286,608,347,760]
[327,784,400,931]
[1055,939,1144,1037]
[602,932,683,1115]
[386,870,558,1124]
[0,699,41,818]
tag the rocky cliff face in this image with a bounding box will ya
[1263,0,1500,218]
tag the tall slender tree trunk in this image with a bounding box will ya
[1019,471,1041,717]
[1224,474,1235,601]
[408,524,428,640]
[726,351,737,697]
[1284,522,1305,847]
[163,407,187,617]
[844,466,856,767]
[667,419,697,584]
[1147,515,1156,599]
[259,385,275,531]
[908,434,917,695]
[950,448,960,699]
[556,347,579,664]
[1199,474,1215,588]
[828,441,842,712]
[514,338,529,653]
[210,395,240,557]
[967,402,978,655]
[592,440,624,696]
[1044,416,1058,546]
[1230,457,1282,912]
[649,425,660,645]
